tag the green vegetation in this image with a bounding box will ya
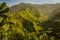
[0,2,60,40]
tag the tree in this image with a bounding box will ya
[0,2,9,27]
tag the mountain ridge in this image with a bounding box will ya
[10,2,60,18]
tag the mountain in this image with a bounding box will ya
[51,7,60,17]
[10,3,60,18]
[10,2,60,30]
[0,3,60,40]
[41,8,60,29]
[10,3,46,32]
[33,3,60,16]
[10,2,48,20]
[10,3,40,18]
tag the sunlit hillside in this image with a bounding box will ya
[0,2,60,40]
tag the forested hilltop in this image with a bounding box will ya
[0,2,60,40]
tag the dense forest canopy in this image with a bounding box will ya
[0,2,60,40]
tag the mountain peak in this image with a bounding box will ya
[10,3,36,13]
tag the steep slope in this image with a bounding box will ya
[10,3,45,32]
[17,7,44,31]
[33,3,60,16]
[51,7,60,17]
[41,8,60,29]
[10,3,41,18]
[10,3,52,31]
[10,2,48,21]
[10,3,60,19]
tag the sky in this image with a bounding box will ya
[0,0,60,6]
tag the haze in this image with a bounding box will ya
[0,0,60,6]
